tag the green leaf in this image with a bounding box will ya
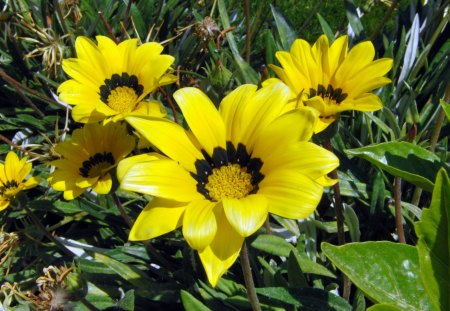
[270,4,296,50]
[217,0,259,84]
[316,13,334,43]
[322,242,434,311]
[367,304,403,311]
[251,234,295,257]
[415,169,450,311]
[256,287,352,310]
[346,142,445,192]
[181,290,212,311]
[117,290,135,311]
[251,235,335,278]
[440,99,450,121]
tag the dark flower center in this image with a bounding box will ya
[0,180,19,195]
[99,73,144,113]
[191,142,264,201]
[309,84,348,104]
[79,152,115,177]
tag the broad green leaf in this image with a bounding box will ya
[346,141,445,192]
[415,169,450,311]
[181,290,211,311]
[256,287,351,310]
[367,304,403,311]
[322,242,434,311]
[288,251,308,288]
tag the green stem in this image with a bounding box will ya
[240,241,261,311]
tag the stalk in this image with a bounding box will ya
[240,241,261,311]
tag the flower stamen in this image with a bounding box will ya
[191,142,264,201]
[99,73,144,113]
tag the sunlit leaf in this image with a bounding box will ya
[415,169,450,311]
[322,242,434,310]
[346,142,445,192]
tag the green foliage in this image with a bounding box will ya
[415,169,450,311]
[322,242,434,310]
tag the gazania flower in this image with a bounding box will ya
[49,122,135,200]
[58,35,177,123]
[118,82,339,286]
[269,35,393,132]
[0,152,40,211]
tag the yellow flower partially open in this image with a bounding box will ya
[0,152,40,211]
[269,35,393,133]
[58,36,176,123]
[49,122,135,200]
[117,82,339,286]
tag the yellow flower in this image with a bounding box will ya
[49,122,135,200]
[0,152,40,211]
[269,35,393,133]
[117,82,339,286]
[58,36,177,123]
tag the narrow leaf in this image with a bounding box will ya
[181,290,212,311]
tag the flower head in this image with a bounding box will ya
[269,35,393,132]
[58,36,177,123]
[118,82,339,286]
[49,122,135,200]
[0,152,40,211]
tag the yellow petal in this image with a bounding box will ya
[5,152,20,181]
[259,142,339,180]
[63,187,85,200]
[328,35,348,76]
[198,209,244,287]
[338,93,383,113]
[126,116,203,173]
[118,155,202,202]
[182,199,218,251]
[173,88,226,155]
[132,100,167,118]
[92,174,112,194]
[258,168,324,219]
[222,194,268,237]
[0,199,10,211]
[129,199,187,241]
[22,176,40,190]
[252,108,318,161]
[239,82,292,150]
[334,41,375,83]
[219,84,258,144]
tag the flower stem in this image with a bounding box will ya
[394,176,406,243]
[323,139,351,300]
[240,241,261,311]
[244,0,251,63]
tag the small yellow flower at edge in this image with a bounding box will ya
[0,151,40,211]
[267,34,393,133]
